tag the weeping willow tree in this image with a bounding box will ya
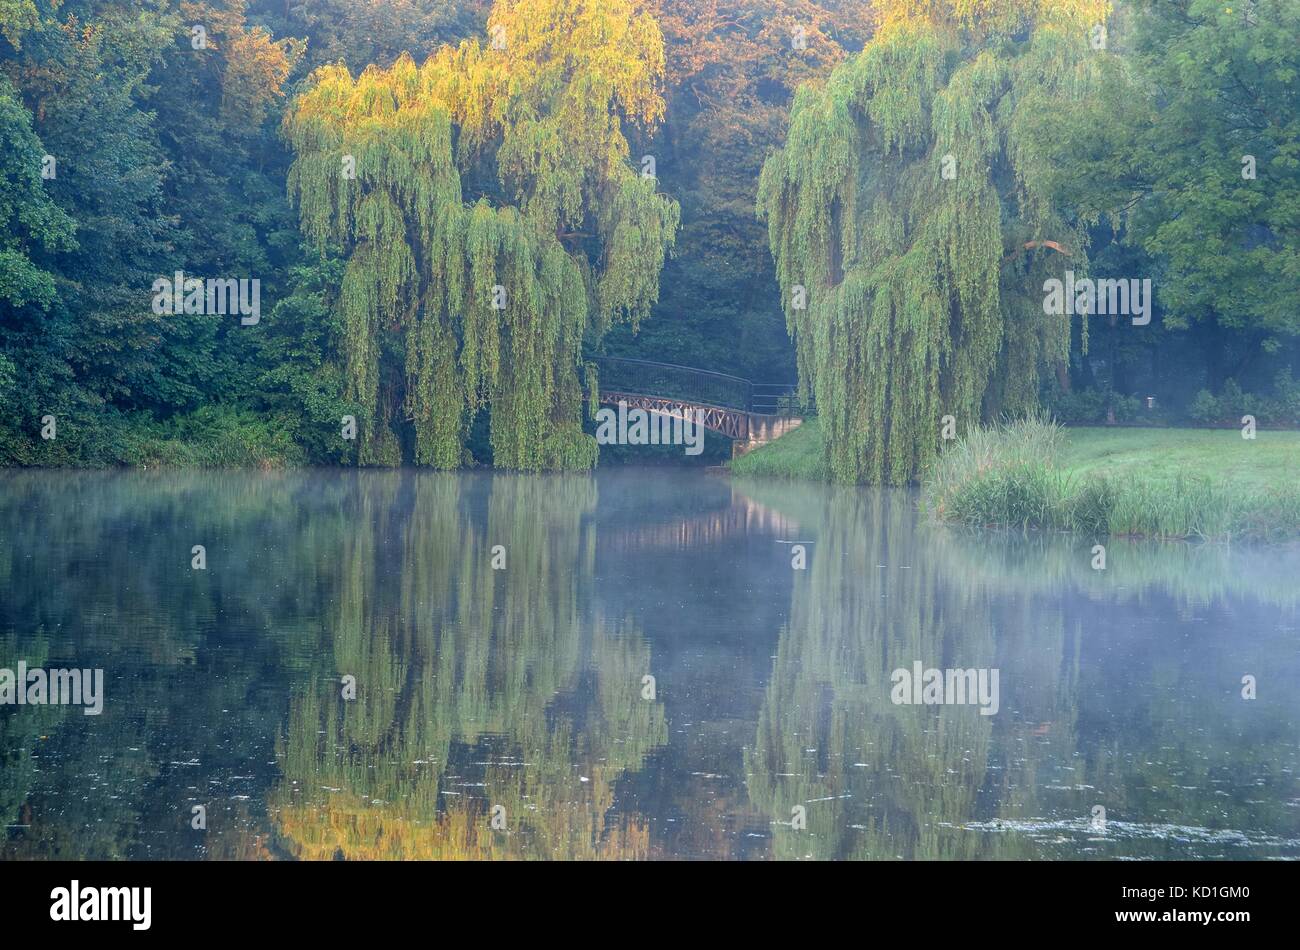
[283,0,679,469]
[758,0,1114,484]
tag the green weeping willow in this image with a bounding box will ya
[758,0,1113,484]
[283,0,679,469]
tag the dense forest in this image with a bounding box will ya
[1,0,1296,479]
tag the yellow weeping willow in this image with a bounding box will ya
[758,0,1112,484]
[283,0,679,469]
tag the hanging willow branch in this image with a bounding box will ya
[284,0,679,470]
[758,0,1112,484]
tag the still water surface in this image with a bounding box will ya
[2,468,1298,859]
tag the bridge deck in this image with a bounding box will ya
[591,357,804,451]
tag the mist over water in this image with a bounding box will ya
[1,469,1298,860]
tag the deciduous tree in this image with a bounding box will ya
[284,0,680,469]
[759,0,1112,483]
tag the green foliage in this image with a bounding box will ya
[1,0,1296,476]
[0,4,180,464]
[132,405,306,467]
[142,1,305,413]
[284,0,680,470]
[0,0,47,49]
[0,75,74,312]
[0,1,340,467]
[1188,372,1300,427]
[248,257,359,463]
[758,2,1112,484]
[1042,386,1142,424]
[249,0,488,73]
[1038,0,1300,337]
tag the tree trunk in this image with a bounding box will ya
[1055,361,1072,393]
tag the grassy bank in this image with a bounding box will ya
[923,419,1300,541]
[731,416,1300,540]
[728,417,828,480]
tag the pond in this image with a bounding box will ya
[1,468,1298,859]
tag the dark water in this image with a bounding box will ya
[1,468,1298,860]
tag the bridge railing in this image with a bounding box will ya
[752,383,801,415]
[591,356,799,416]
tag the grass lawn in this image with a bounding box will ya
[728,417,827,480]
[733,421,1299,488]
[1056,427,1299,491]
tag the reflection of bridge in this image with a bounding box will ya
[591,357,805,456]
[599,490,803,554]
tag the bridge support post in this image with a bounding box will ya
[732,414,803,458]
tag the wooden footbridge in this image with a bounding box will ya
[591,357,805,457]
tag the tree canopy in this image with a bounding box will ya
[758,0,1114,483]
[283,0,680,469]
[0,0,1296,472]
[1038,0,1300,339]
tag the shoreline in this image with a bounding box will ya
[731,419,1300,542]
[6,421,1299,542]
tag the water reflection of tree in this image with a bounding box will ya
[939,528,1300,610]
[270,474,669,859]
[744,488,1039,859]
[3,470,1296,859]
[740,480,1300,860]
[0,472,348,859]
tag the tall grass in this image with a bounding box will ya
[922,416,1300,541]
[923,413,1064,523]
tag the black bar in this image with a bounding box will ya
[0,859,1285,937]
